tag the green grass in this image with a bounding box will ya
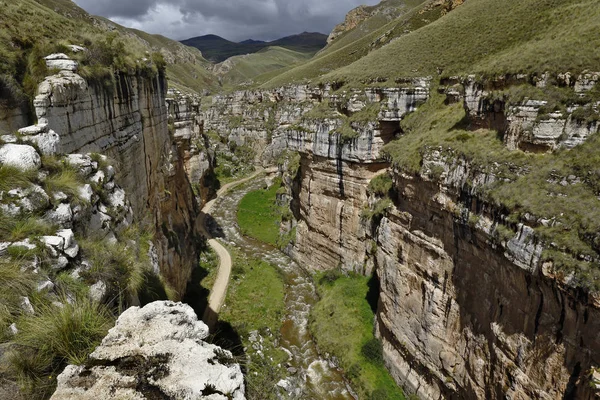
[0,213,56,242]
[218,252,287,400]
[379,84,600,290]
[199,246,219,293]
[310,273,405,399]
[10,297,113,399]
[0,258,36,339]
[237,179,283,246]
[0,0,217,105]
[219,252,285,340]
[79,238,147,305]
[263,0,600,88]
[217,46,312,87]
[0,165,37,192]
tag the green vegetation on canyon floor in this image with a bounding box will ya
[217,250,287,400]
[237,178,288,247]
[311,271,405,400]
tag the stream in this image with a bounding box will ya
[207,176,355,399]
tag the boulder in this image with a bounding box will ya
[51,301,245,400]
[89,281,107,303]
[46,203,73,227]
[0,144,41,170]
[45,53,78,72]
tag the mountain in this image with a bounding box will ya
[180,32,328,63]
[212,46,313,87]
[240,39,265,44]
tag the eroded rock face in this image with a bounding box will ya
[204,81,429,165]
[31,70,204,299]
[167,89,216,207]
[51,301,245,400]
[257,77,600,398]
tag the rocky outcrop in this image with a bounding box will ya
[167,89,216,207]
[51,301,245,400]
[26,67,206,298]
[450,73,600,152]
[203,80,429,165]
[327,5,372,44]
[367,151,600,399]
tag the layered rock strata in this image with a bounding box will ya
[21,64,208,297]
[203,72,600,398]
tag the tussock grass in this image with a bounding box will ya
[311,273,405,399]
[79,239,147,305]
[0,258,36,339]
[0,165,37,192]
[0,214,56,242]
[10,297,113,398]
[42,168,85,201]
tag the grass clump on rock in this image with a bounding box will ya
[10,298,113,399]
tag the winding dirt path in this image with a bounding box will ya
[200,167,276,330]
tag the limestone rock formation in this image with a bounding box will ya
[27,68,209,298]
[327,5,372,44]
[202,73,600,398]
[50,301,245,400]
[0,144,41,170]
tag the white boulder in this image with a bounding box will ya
[45,53,78,72]
[51,302,245,400]
[0,144,41,170]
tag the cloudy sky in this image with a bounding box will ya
[73,0,381,42]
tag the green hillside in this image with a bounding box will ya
[262,0,600,88]
[181,32,327,63]
[0,0,218,104]
[215,46,312,87]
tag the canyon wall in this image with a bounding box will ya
[203,73,600,398]
[21,66,211,298]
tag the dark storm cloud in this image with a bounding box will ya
[74,0,381,41]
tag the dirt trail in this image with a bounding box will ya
[200,168,276,330]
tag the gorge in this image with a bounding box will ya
[1,0,600,399]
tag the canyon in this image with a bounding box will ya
[201,71,600,398]
[1,0,600,399]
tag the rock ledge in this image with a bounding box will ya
[51,301,245,400]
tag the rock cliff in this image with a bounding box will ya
[21,61,211,298]
[51,301,245,400]
[202,71,600,398]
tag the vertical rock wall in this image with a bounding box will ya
[31,70,204,298]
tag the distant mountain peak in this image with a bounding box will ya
[240,39,265,44]
[181,32,327,63]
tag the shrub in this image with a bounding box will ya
[319,269,343,285]
[361,338,383,365]
[368,174,393,197]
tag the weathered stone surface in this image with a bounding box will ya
[35,71,204,299]
[0,144,41,170]
[51,301,245,400]
[44,53,78,72]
